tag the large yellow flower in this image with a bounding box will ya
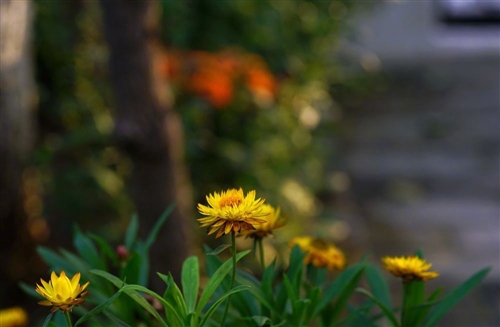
[35,271,90,313]
[0,307,28,327]
[290,236,346,271]
[198,188,267,238]
[382,255,439,282]
[239,204,286,239]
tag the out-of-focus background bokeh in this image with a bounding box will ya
[1,0,498,325]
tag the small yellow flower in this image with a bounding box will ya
[382,255,439,282]
[35,271,90,313]
[198,188,268,238]
[239,204,286,239]
[290,236,346,271]
[0,307,28,327]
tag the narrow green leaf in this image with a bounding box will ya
[103,311,134,327]
[59,249,90,274]
[89,233,120,267]
[37,247,73,272]
[195,250,250,318]
[235,273,275,314]
[199,285,250,327]
[124,214,139,250]
[145,204,175,249]
[252,316,272,326]
[206,244,232,256]
[314,262,365,316]
[327,264,365,324]
[366,264,392,310]
[73,226,103,269]
[90,267,154,321]
[119,251,142,285]
[356,288,400,327]
[158,272,188,321]
[423,267,491,327]
[120,284,178,327]
[19,281,43,299]
[41,313,53,327]
[182,256,200,313]
[283,274,298,305]
[132,241,150,286]
[74,291,122,326]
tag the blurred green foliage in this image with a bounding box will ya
[33,0,364,242]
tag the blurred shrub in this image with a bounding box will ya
[159,0,358,228]
[34,0,132,239]
[32,0,364,242]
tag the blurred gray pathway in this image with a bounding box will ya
[335,1,500,326]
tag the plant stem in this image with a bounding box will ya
[220,232,237,327]
[64,311,73,327]
[258,238,266,272]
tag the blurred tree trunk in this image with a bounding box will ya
[99,0,194,285]
[0,0,39,303]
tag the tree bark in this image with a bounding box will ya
[0,0,39,303]
[99,0,193,286]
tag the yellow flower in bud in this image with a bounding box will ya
[0,307,28,327]
[35,271,90,313]
[198,188,267,238]
[239,204,286,239]
[290,236,346,271]
[382,255,439,282]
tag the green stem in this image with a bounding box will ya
[401,281,411,327]
[258,238,266,272]
[220,232,237,327]
[64,311,73,327]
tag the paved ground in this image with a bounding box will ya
[331,2,499,326]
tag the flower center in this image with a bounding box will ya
[219,195,243,208]
[311,238,329,249]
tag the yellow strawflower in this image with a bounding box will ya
[239,204,286,239]
[290,236,346,271]
[35,271,90,313]
[198,188,267,238]
[382,255,439,282]
[0,307,28,327]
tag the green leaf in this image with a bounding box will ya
[19,281,43,299]
[90,269,165,324]
[145,204,175,249]
[42,313,53,327]
[37,247,73,272]
[195,250,250,320]
[326,263,366,324]
[423,267,491,327]
[102,311,134,327]
[366,264,392,310]
[75,291,122,326]
[120,284,178,327]
[199,285,250,327]
[206,244,232,256]
[182,256,200,313]
[119,251,142,285]
[124,214,139,250]
[356,288,400,327]
[314,262,365,316]
[73,226,103,269]
[252,316,272,326]
[59,249,90,274]
[158,272,188,323]
[236,273,275,315]
[134,241,150,286]
[89,233,119,267]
